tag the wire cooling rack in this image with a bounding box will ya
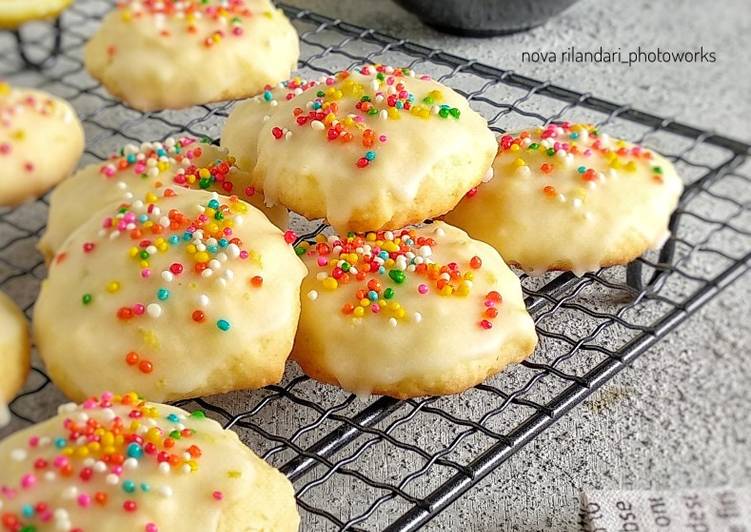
[2,1,750,530]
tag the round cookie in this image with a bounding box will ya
[38,138,288,262]
[444,122,684,275]
[221,80,304,172]
[292,222,537,398]
[0,0,72,29]
[250,65,498,232]
[84,0,299,111]
[34,188,306,402]
[0,83,84,206]
[0,291,30,426]
[0,392,300,531]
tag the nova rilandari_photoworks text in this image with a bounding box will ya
[522,46,716,66]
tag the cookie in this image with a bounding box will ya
[84,0,299,111]
[292,222,537,398]
[0,83,84,206]
[444,122,684,275]
[38,138,287,262]
[0,0,72,29]
[249,65,498,232]
[34,188,306,402]
[0,392,300,531]
[0,291,30,426]
[221,82,294,172]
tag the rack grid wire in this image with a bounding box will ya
[2,1,751,530]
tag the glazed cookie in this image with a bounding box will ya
[0,83,84,206]
[0,392,300,531]
[250,65,498,232]
[221,81,298,172]
[445,122,684,275]
[34,188,306,402]
[0,291,30,426]
[39,138,287,261]
[292,222,537,398]
[0,0,72,29]
[84,0,299,111]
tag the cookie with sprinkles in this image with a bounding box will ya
[84,0,299,111]
[33,188,306,402]
[0,291,30,427]
[0,83,84,206]
[0,0,72,29]
[248,65,498,232]
[39,138,288,262]
[444,123,684,275]
[0,392,300,531]
[292,222,537,398]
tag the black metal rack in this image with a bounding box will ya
[1,1,750,530]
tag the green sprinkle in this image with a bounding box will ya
[384,288,395,299]
[294,246,306,256]
[653,166,663,174]
[389,270,406,284]
[190,410,206,419]
[449,107,461,119]
[82,293,92,305]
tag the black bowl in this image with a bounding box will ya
[392,0,580,36]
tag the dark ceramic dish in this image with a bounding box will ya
[393,0,580,36]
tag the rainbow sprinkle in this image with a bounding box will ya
[299,228,502,330]
[0,392,220,532]
[265,65,463,169]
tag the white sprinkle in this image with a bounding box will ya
[101,408,116,422]
[158,485,173,497]
[44,471,56,481]
[201,268,213,278]
[515,165,531,177]
[389,318,398,328]
[316,272,328,281]
[208,259,221,270]
[414,312,423,323]
[263,115,271,122]
[310,120,325,130]
[198,294,210,307]
[483,167,495,183]
[434,227,446,237]
[419,245,432,258]
[94,461,107,473]
[116,181,128,190]
[58,402,77,415]
[10,449,27,461]
[181,464,192,474]
[106,474,119,485]
[161,271,174,283]
[572,198,583,209]
[284,130,293,141]
[124,458,138,470]
[379,109,388,120]
[159,462,171,475]
[227,243,240,258]
[307,290,319,301]
[159,216,170,228]
[147,303,162,318]
[83,458,95,467]
[384,231,394,241]
[62,486,78,499]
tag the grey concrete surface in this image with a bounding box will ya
[278,0,751,530]
[0,1,749,531]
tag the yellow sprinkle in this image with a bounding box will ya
[75,447,89,458]
[195,251,209,263]
[227,470,242,479]
[145,192,157,203]
[121,9,132,21]
[366,233,377,241]
[513,158,526,167]
[387,107,400,120]
[440,285,453,296]
[394,308,406,319]
[463,272,474,281]
[510,144,520,152]
[457,282,471,296]
[11,130,25,141]
[129,247,139,257]
[322,277,338,290]
[186,244,197,254]
[353,306,365,317]
[624,161,638,172]
[359,298,369,307]
[106,281,120,293]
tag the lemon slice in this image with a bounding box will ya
[0,0,73,29]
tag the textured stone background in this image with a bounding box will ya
[282,0,751,530]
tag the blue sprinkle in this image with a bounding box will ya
[378,251,389,260]
[217,319,231,332]
[218,238,229,248]
[365,151,376,161]
[182,232,192,241]
[167,413,180,423]
[126,154,137,164]
[138,214,149,223]
[378,266,386,274]
[208,199,220,209]
[21,504,34,518]
[207,245,218,254]
[169,235,180,245]
[367,290,378,301]
[122,480,136,493]
[127,443,143,459]
[54,437,66,449]
[157,288,169,301]
[141,482,151,492]
[263,90,273,102]
[395,101,403,109]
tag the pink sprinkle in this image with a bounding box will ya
[419,75,431,81]
[370,304,381,314]
[112,465,123,475]
[232,26,243,36]
[141,269,151,279]
[102,217,113,228]
[53,456,68,468]
[133,304,145,315]
[239,250,249,260]
[418,284,428,295]
[145,524,158,532]
[77,494,91,507]
[101,391,114,401]
[28,436,40,448]
[0,142,11,155]
[20,474,36,489]
[212,491,223,501]
[82,399,96,409]
[379,135,387,143]
[317,257,328,267]
[484,300,496,308]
